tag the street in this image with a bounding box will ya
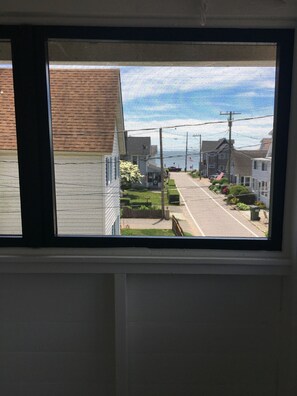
[170,172,265,238]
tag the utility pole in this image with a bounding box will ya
[220,111,241,183]
[193,134,202,173]
[159,128,165,219]
[184,132,188,172]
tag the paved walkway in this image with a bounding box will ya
[170,172,266,237]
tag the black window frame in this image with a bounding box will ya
[0,26,293,250]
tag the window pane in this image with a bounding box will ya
[48,40,276,238]
[0,42,22,235]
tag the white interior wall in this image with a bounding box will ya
[0,1,297,395]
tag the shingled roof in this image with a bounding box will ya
[0,68,123,153]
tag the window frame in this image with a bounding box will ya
[0,26,293,250]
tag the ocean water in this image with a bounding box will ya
[154,150,200,170]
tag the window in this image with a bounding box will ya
[0,26,292,250]
[262,162,268,171]
[132,156,138,165]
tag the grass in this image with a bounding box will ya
[123,188,169,206]
[121,228,175,236]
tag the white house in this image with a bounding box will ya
[0,68,126,235]
[251,132,273,208]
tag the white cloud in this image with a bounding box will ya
[121,66,275,102]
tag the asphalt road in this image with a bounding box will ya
[170,172,265,238]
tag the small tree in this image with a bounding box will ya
[120,160,143,190]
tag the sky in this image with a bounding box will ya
[119,66,275,151]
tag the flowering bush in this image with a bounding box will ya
[120,161,143,190]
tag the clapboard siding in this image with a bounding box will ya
[0,151,22,235]
[104,129,120,235]
[55,153,105,235]
[0,274,115,396]
[127,274,281,396]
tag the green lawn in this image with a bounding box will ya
[123,189,168,206]
[121,228,174,236]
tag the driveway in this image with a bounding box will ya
[170,172,265,237]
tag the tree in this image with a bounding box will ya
[120,160,143,190]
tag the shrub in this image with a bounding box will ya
[226,195,239,205]
[167,188,180,204]
[120,197,131,206]
[255,200,267,209]
[236,193,256,205]
[212,177,228,185]
[229,185,249,195]
[236,202,250,211]
[167,179,176,187]
[221,185,230,195]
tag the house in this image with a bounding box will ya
[250,132,273,208]
[200,138,234,176]
[230,149,268,187]
[1,3,297,396]
[0,68,126,235]
[122,136,162,188]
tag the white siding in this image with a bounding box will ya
[104,129,121,235]
[0,151,22,235]
[251,159,271,207]
[55,152,105,235]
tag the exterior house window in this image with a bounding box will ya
[262,162,268,171]
[254,161,257,170]
[218,153,226,159]
[114,156,118,179]
[132,155,138,165]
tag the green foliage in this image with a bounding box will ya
[226,195,239,205]
[121,228,175,236]
[120,197,131,206]
[167,179,176,186]
[189,170,200,178]
[211,177,228,185]
[229,185,249,196]
[124,189,168,206]
[167,188,180,204]
[120,160,143,189]
[255,200,267,209]
[236,202,250,211]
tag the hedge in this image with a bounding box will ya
[167,188,180,204]
[167,179,176,187]
[120,197,131,206]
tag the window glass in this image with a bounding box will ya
[0,42,22,235]
[48,40,276,238]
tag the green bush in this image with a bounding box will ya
[211,177,228,185]
[120,197,131,206]
[236,202,250,211]
[255,200,266,209]
[167,188,180,204]
[229,185,249,195]
[167,179,176,187]
[226,195,239,205]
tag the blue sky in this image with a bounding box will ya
[120,66,275,150]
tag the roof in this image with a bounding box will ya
[126,137,151,155]
[232,149,268,176]
[0,68,123,153]
[202,138,234,153]
[201,140,219,152]
[260,137,272,151]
